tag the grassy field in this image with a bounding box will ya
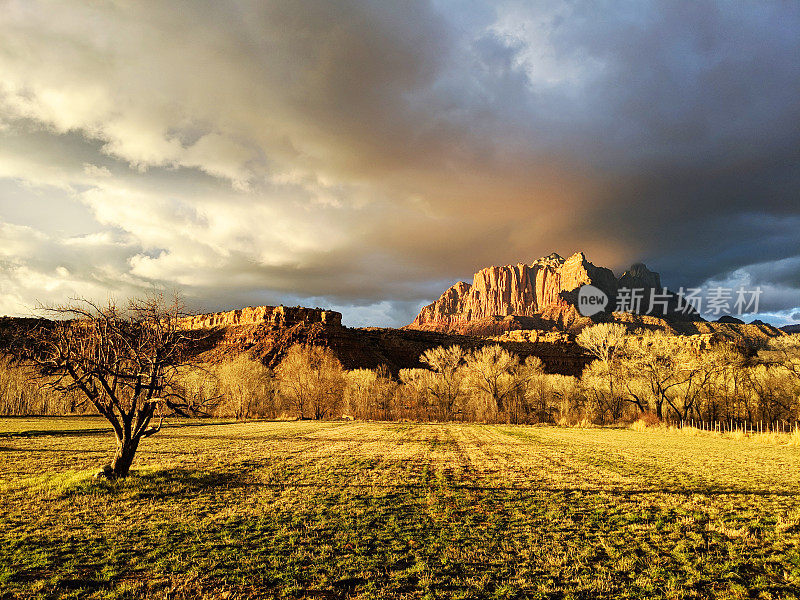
[1,418,799,599]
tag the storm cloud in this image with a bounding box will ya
[0,0,798,325]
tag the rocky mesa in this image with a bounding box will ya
[179,305,342,330]
[409,252,621,333]
[408,252,709,335]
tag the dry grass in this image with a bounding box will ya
[1,417,799,599]
[788,428,800,447]
[631,419,800,447]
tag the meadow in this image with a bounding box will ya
[1,418,799,599]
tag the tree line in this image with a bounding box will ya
[3,314,799,428]
[170,325,800,426]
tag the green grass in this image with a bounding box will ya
[1,419,799,599]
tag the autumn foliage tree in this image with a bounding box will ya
[420,345,467,419]
[463,345,520,418]
[276,344,345,419]
[576,323,628,416]
[26,295,205,479]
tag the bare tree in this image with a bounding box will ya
[398,368,436,420]
[275,344,344,419]
[420,345,466,419]
[580,361,618,423]
[669,346,735,422]
[577,323,628,419]
[514,356,547,424]
[621,331,684,418]
[763,335,800,383]
[199,356,276,420]
[25,294,206,479]
[0,354,85,415]
[345,366,395,420]
[463,345,522,418]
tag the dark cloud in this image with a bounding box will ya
[0,0,798,326]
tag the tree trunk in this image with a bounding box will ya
[110,436,140,478]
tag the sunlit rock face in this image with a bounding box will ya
[178,305,342,329]
[409,252,618,332]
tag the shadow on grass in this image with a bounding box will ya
[0,427,113,438]
[2,447,110,454]
[10,569,108,592]
[0,420,243,439]
[55,466,253,500]
[256,480,800,497]
[130,466,251,492]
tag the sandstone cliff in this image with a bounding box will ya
[407,252,719,335]
[410,252,617,332]
[178,305,342,330]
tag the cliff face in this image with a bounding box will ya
[178,305,342,330]
[410,252,617,332]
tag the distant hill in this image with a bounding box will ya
[781,324,800,334]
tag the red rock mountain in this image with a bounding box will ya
[179,305,341,329]
[409,252,619,333]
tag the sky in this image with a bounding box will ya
[0,0,798,327]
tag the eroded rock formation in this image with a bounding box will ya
[408,252,720,334]
[409,252,624,333]
[410,252,618,333]
[178,305,342,330]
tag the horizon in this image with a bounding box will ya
[4,248,789,330]
[1,1,798,329]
